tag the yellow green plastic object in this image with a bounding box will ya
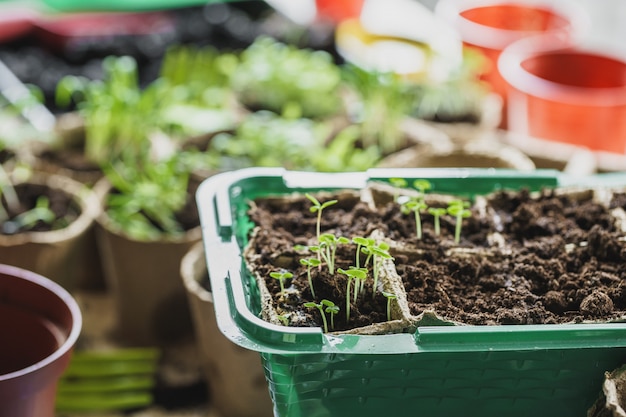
[41,0,242,12]
[196,167,626,417]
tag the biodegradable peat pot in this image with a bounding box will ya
[181,242,273,417]
[197,167,626,417]
[94,178,200,346]
[0,172,101,290]
[0,264,82,417]
[589,364,626,417]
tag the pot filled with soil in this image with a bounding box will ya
[94,154,204,346]
[0,170,101,290]
[0,263,82,417]
[197,167,626,417]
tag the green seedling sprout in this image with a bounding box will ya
[427,207,447,236]
[269,270,293,295]
[338,266,367,322]
[389,177,408,202]
[316,233,349,274]
[276,314,289,326]
[351,236,373,269]
[305,193,337,241]
[361,241,393,296]
[401,198,428,240]
[412,179,432,194]
[447,200,472,244]
[300,257,322,298]
[382,291,397,321]
[304,299,336,333]
[324,300,339,331]
[12,196,56,231]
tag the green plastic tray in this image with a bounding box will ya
[197,167,626,417]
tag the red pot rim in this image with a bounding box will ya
[0,264,82,383]
[435,0,589,51]
[498,34,626,106]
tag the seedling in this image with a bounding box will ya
[427,207,447,236]
[412,179,432,194]
[305,193,338,242]
[338,266,367,321]
[361,241,393,296]
[269,270,293,295]
[315,233,349,275]
[12,196,57,231]
[389,178,408,202]
[300,257,322,298]
[276,314,289,326]
[447,200,472,244]
[382,291,397,322]
[324,300,340,331]
[304,299,337,333]
[401,197,428,240]
[352,236,374,269]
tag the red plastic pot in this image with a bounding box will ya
[435,0,587,128]
[0,6,36,42]
[316,0,364,24]
[0,264,82,417]
[499,35,626,155]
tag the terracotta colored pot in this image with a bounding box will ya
[0,172,101,290]
[499,35,626,154]
[181,242,273,417]
[0,264,82,417]
[435,0,588,128]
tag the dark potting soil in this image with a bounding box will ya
[1,182,80,234]
[245,185,626,332]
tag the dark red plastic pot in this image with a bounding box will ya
[0,264,82,417]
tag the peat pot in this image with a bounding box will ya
[196,167,626,417]
[181,242,273,417]
[0,264,82,417]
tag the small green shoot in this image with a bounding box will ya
[12,196,57,231]
[304,299,336,333]
[382,291,397,321]
[447,200,472,244]
[269,270,293,295]
[412,179,432,194]
[316,233,350,275]
[305,193,338,241]
[276,314,289,326]
[361,241,393,296]
[338,266,367,322]
[323,300,339,331]
[352,236,373,269]
[389,177,408,202]
[401,198,428,240]
[427,207,447,236]
[300,257,322,298]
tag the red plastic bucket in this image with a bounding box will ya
[499,35,626,154]
[435,0,588,128]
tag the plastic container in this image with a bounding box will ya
[435,0,588,128]
[196,167,626,417]
[0,264,82,417]
[315,0,364,24]
[499,35,626,155]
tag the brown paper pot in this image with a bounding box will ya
[377,138,536,170]
[0,264,82,417]
[94,181,200,346]
[588,365,626,417]
[181,242,273,417]
[0,172,101,291]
